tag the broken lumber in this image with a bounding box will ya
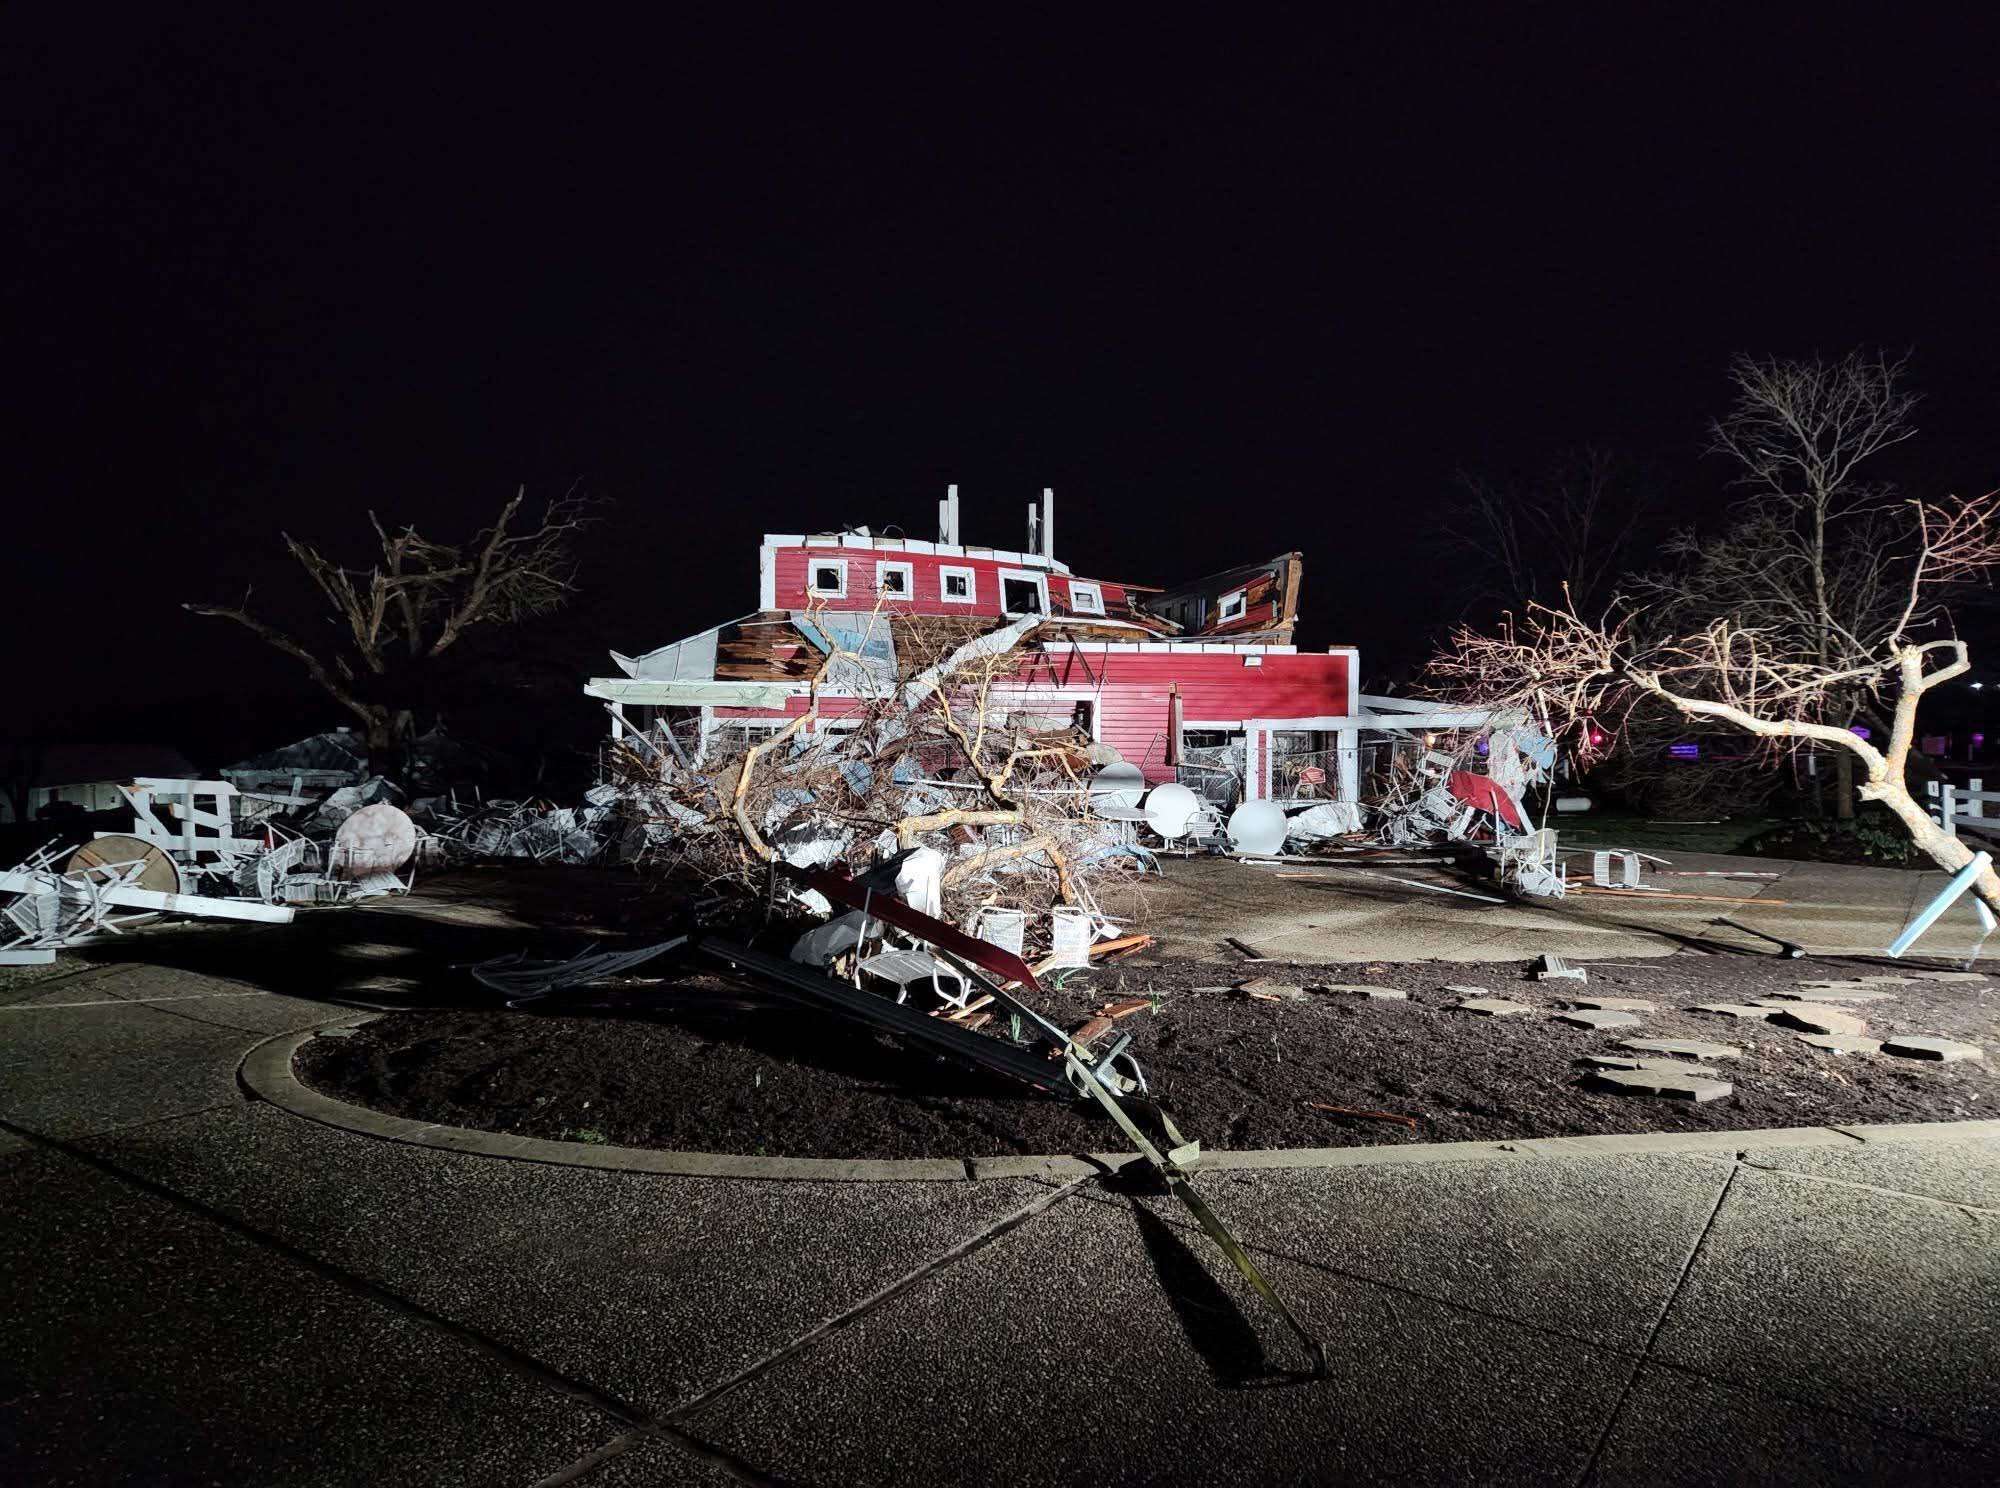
[1302,1102,1418,1130]
[1570,887,1791,906]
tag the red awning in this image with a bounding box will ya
[1446,770,1525,830]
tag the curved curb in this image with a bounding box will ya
[241,1021,2000,1183]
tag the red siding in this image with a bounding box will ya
[716,646,1350,785]
[772,545,1125,618]
[996,651,1349,780]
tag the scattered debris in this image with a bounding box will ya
[1588,1068,1733,1102]
[1582,1054,1717,1074]
[1782,986,1898,1003]
[1769,1007,1870,1037]
[1457,996,1533,1016]
[1556,1008,1642,1029]
[1881,1035,1985,1062]
[1318,983,1409,1000]
[1236,979,1309,1002]
[1534,954,1586,982]
[1798,1033,1884,1055]
[1711,918,1805,957]
[1302,1102,1418,1130]
[1620,1037,1741,1060]
[1,835,294,959]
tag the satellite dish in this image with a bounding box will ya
[1227,801,1289,856]
[1142,783,1201,841]
[1088,762,1146,811]
[332,803,417,879]
[65,835,182,895]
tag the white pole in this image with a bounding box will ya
[1041,487,1055,563]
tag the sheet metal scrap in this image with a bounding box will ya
[756,863,1326,1375]
[468,937,690,1005]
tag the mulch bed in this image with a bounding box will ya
[298,946,2000,1160]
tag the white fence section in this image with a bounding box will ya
[1928,778,2000,838]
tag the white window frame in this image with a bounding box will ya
[1068,581,1105,616]
[806,557,848,599]
[1218,588,1247,622]
[874,560,915,599]
[938,564,977,604]
[998,567,1049,617]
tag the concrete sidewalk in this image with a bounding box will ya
[2,963,1996,1485]
[1124,851,1971,963]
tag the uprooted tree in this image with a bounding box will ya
[1433,487,2000,912]
[603,605,1137,938]
[186,487,594,778]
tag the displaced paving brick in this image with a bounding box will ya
[1442,984,1491,996]
[1589,1068,1733,1102]
[1770,1007,1869,1036]
[1856,976,1917,986]
[1899,971,1988,984]
[1692,1003,1782,1020]
[1798,1032,1884,1055]
[1456,997,1533,1016]
[1238,979,1309,1001]
[1555,1008,1643,1029]
[1621,1037,1741,1060]
[1778,987,1896,1003]
[1582,1054,1713,1073]
[1317,983,1409,1000]
[1570,995,1657,1011]
[1881,1035,1986,1062]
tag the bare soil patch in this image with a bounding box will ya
[298,948,1999,1159]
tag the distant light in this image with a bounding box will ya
[1473,738,1489,756]
[1975,682,1986,691]
[1668,742,1700,761]
[1850,725,1871,740]
[1424,732,1436,745]
[1977,733,1988,747]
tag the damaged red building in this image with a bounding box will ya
[586,489,1465,809]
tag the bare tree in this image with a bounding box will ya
[1450,448,1645,616]
[1670,350,1921,816]
[1434,490,2000,911]
[187,487,594,776]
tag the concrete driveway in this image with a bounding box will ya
[2,954,1995,1485]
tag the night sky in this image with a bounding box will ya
[7,13,1997,763]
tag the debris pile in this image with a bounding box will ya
[597,671,1156,959]
[0,771,433,962]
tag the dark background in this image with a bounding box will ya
[6,11,1997,772]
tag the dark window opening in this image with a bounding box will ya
[1003,577,1044,613]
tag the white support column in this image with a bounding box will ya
[609,701,627,741]
[939,484,960,545]
[1336,724,1360,803]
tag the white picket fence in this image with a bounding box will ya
[1928,778,2000,838]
